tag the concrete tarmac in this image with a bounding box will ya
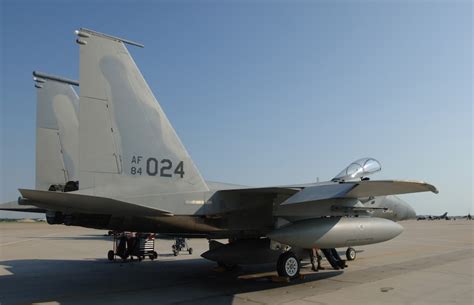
[0,220,472,305]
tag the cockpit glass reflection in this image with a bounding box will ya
[332,157,381,181]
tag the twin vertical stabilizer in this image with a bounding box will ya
[34,71,79,190]
[75,28,208,193]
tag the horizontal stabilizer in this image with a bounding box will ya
[283,180,438,205]
[19,189,173,217]
[0,200,45,213]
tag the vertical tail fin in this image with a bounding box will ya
[34,71,79,190]
[75,29,208,193]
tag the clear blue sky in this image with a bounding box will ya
[0,0,472,217]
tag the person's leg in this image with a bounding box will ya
[131,237,137,255]
[308,249,317,271]
[331,248,342,260]
[117,236,126,257]
[315,249,325,270]
[330,248,347,268]
[321,249,339,270]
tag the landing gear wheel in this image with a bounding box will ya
[277,251,300,279]
[188,248,193,255]
[346,247,356,261]
[107,250,115,261]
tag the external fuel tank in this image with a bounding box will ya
[267,217,403,249]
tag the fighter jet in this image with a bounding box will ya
[417,212,448,220]
[1,76,415,223]
[15,28,438,278]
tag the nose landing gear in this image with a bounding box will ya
[346,247,356,261]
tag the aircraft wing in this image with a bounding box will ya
[282,180,438,205]
[217,187,300,196]
[18,189,173,217]
[0,200,46,213]
[216,180,437,205]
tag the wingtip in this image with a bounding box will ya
[421,182,439,194]
[418,183,438,194]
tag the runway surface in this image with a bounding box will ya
[0,220,472,305]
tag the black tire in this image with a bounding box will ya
[188,248,193,255]
[173,250,178,256]
[64,181,79,192]
[346,247,356,261]
[152,251,158,259]
[277,251,300,279]
[107,250,115,261]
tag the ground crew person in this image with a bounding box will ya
[117,233,127,259]
[308,248,324,271]
[330,248,347,268]
[321,248,347,270]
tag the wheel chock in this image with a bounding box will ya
[271,276,290,283]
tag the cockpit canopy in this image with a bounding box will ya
[332,157,381,182]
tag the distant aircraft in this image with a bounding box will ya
[9,28,438,278]
[417,212,448,220]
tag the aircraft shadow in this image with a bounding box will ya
[0,257,343,305]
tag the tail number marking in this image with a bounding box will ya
[130,156,185,178]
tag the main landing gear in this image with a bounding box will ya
[277,251,300,279]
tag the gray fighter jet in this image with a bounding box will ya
[2,75,414,222]
[15,29,437,278]
[417,212,448,220]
